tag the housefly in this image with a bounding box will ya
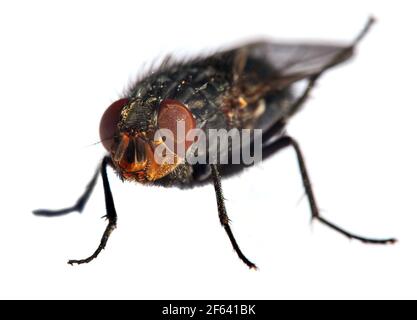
[34,17,396,269]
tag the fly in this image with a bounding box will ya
[34,17,396,269]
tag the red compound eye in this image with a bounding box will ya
[157,99,196,155]
[99,98,129,151]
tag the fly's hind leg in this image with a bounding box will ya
[68,156,118,265]
[263,135,396,244]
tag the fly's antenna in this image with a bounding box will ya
[85,137,112,148]
[352,16,376,47]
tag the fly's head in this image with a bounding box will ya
[99,97,196,182]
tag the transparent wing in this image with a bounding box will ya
[249,41,353,75]
[232,41,354,88]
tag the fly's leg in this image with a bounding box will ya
[210,164,257,270]
[68,156,118,265]
[263,136,396,244]
[33,166,100,217]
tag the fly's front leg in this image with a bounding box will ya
[210,164,257,270]
[263,136,397,244]
[68,156,118,265]
[33,165,100,217]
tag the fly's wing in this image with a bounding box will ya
[233,41,354,88]
[241,13,377,83]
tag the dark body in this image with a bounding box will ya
[123,41,353,186]
[34,19,396,268]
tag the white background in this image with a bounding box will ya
[0,0,416,300]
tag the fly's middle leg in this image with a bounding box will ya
[263,135,397,244]
[210,164,257,270]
